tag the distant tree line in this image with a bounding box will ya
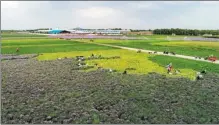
[2,30,20,32]
[130,29,151,32]
[204,36,219,38]
[111,28,122,30]
[153,28,219,36]
[26,30,35,32]
[1,30,25,33]
[35,28,50,30]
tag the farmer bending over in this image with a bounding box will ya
[123,70,127,74]
[201,70,207,74]
[196,72,203,80]
[166,63,173,74]
[16,48,19,53]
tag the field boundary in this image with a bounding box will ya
[77,40,219,64]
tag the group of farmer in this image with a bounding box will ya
[15,45,207,81]
[165,63,180,75]
[165,62,206,80]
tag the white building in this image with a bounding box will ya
[35,28,130,35]
[73,28,130,35]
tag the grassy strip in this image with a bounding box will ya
[2,43,117,54]
[1,37,49,40]
[1,33,47,38]
[2,39,81,46]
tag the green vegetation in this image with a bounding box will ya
[1,32,47,38]
[38,49,197,80]
[2,39,90,46]
[149,55,219,74]
[88,39,219,57]
[2,34,219,124]
[1,39,117,54]
[126,35,168,38]
[126,34,195,38]
[204,36,219,38]
[153,28,219,36]
[2,58,219,124]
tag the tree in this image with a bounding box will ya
[152,28,219,36]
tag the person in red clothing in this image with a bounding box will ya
[166,63,173,74]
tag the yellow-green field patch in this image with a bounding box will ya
[38,49,197,80]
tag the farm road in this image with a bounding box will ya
[78,40,219,64]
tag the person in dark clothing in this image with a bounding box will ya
[201,70,207,74]
[123,70,127,74]
[137,50,141,53]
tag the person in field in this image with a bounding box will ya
[196,72,203,80]
[166,63,173,74]
[201,69,207,74]
[16,48,19,53]
[123,70,127,74]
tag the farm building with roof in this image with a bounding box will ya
[48,30,71,34]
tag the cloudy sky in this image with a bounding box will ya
[1,1,219,30]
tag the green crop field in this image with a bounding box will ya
[149,55,219,74]
[2,38,218,76]
[1,39,117,54]
[38,49,198,80]
[1,32,47,38]
[2,36,219,124]
[85,39,219,57]
[126,34,199,38]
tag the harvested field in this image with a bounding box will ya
[2,58,219,124]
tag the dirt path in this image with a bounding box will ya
[79,40,219,64]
